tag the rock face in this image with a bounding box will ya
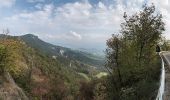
[0,72,28,100]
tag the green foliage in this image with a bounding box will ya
[0,37,103,100]
[160,37,170,51]
[77,81,95,100]
[105,4,164,100]
[0,5,164,99]
[0,33,108,99]
[0,45,7,73]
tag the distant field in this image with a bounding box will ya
[78,73,90,81]
[95,72,108,78]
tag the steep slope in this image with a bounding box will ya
[0,72,28,100]
[0,39,64,99]
[0,35,104,99]
[19,34,105,68]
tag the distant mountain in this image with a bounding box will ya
[0,34,107,100]
[77,48,105,58]
[19,34,105,68]
[0,36,85,99]
[0,34,106,99]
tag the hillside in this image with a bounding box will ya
[0,71,28,100]
[18,34,105,68]
[0,34,107,99]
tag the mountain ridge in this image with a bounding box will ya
[18,34,105,68]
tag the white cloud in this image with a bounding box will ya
[0,0,15,8]
[1,0,170,49]
[69,31,82,40]
[35,3,43,10]
[27,0,45,3]
[39,30,82,42]
[0,0,143,49]
[6,4,53,23]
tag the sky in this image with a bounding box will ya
[0,0,169,50]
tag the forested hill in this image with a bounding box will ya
[17,34,104,68]
[0,34,105,68]
[0,34,107,99]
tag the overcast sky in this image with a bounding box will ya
[0,0,169,50]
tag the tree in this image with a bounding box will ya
[3,28,10,40]
[3,28,10,36]
[0,45,7,73]
[105,4,165,99]
[77,81,95,100]
[106,34,122,86]
[160,37,170,51]
[121,4,164,65]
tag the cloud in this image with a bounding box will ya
[0,0,15,8]
[0,0,145,49]
[69,31,82,40]
[35,3,43,9]
[40,30,82,42]
[1,0,169,49]
[5,4,53,24]
[27,0,45,3]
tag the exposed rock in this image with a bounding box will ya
[0,72,28,100]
